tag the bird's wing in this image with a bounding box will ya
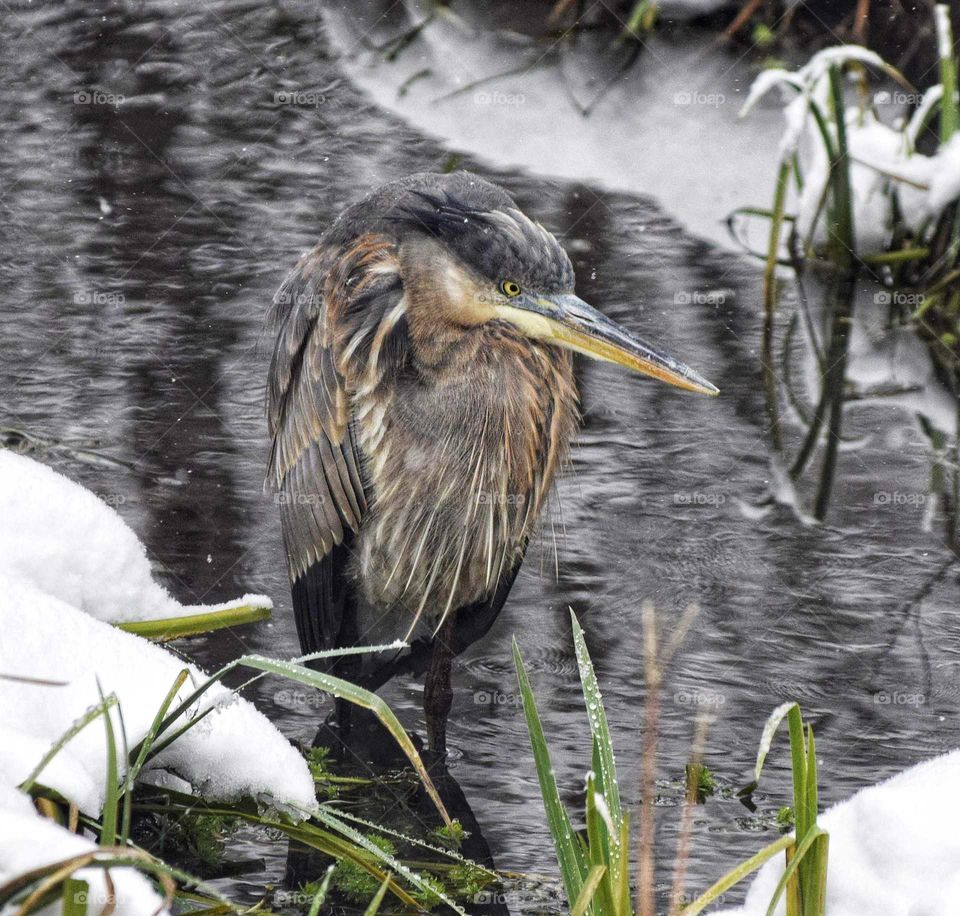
[266,236,403,654]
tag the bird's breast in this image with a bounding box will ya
[351,332,577,632]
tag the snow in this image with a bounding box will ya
[714,749,960,916]
[742,44,960,256]
[0,450,271,623]
[0,784,169,916]
[0,571,317,817]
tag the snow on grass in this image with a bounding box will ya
[714,749,960,916]
[741,45,960,256]
[0,571,316,817]
[0,785,169,916]
[0,450,271,623]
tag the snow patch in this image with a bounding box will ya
[714,750,960,916]
[0,450,270,623]
[0,571,316,817]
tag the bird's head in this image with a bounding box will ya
[389,172,718,396]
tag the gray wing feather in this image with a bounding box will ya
[266,263,367,581]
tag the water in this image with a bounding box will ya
[2,2,959,912]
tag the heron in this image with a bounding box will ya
[266,171,717,759]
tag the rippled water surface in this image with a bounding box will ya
[3,2,959,912]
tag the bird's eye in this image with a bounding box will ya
[500,280,522,298]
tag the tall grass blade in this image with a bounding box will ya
[312,807,464,913]
[763,160,791,451]
[513,637,585,909]
[61,878,88,916]
[363,873,392,916]
[584,773,616,915]
[571,610,622,824]
[682,834,794,915]
[936,4,958,141]
[764,827,827,916]
[95,681,120,847]
[20,694,118,793]
[571,865,607,916]
[236,655,451,826]
[307,865,334,916]
[115,602,272,641]
[744,701,796,791]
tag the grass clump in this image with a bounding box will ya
[514,606,828,916]
[5,639,491,915]
[732,6,960,530]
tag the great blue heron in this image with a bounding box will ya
[267,171,716,758]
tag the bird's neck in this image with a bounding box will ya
[399,238,497,375]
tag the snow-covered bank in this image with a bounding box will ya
[322,5,781,247]
[0,571,316,816]
[0,785,168,916]
[715,750,960,916]
[0,450,318,912]
[0,449,270,623]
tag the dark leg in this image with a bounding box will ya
[424,614,455,758]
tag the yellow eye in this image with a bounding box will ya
[500,280,522,298]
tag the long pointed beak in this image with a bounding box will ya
[496,293,719,396]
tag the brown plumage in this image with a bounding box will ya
[267,171,717,756]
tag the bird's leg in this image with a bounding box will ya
[424,615,456,760]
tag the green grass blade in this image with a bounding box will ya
[20,695,118,793]
[122,669,189,841]
[745,702,799,791]
[95,682,119,847]
[763,159,791,450]
[764,827,827,916]
[312,807,465,914]
[126,670,188,781]
[682,834,794,915]
[801,726,821,908]
[150,642,403,745]
[308,865,334,916]
[787,707,809,843]
[114,602,272,641]
[571,865,607,916]
[571,611,622,825]
[616,813,631,916]
[363,873,392,916]
[236,655,451,826]
[61,878,87,916]
[513,637,585,908]
[584,773,616,915]
[936,4,958,141]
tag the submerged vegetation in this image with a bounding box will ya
[730,4,960,538]
[3,632,495,915]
